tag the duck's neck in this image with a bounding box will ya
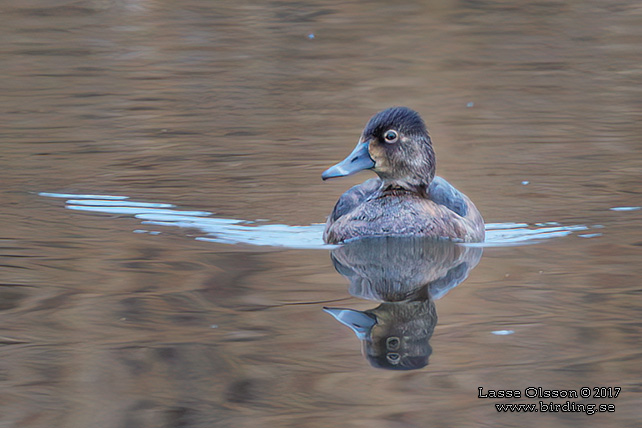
[375,145,436,197]
[379,178,431,198]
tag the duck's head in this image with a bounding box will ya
[322,107,435,189]
[324,301,435,371]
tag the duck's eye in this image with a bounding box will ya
[386,353,401,364]
[386,336,400,350]
[383,130,398,143]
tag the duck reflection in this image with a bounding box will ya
[324,237,482,370]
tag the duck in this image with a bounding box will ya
[321,107,484,244]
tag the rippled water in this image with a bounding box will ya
[3,1,642,427]
[39,192,595,248]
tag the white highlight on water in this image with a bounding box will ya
[610,206,640,212]
[40,192,591,250]
[492,330,515,336]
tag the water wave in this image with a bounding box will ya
[40,192,596,249]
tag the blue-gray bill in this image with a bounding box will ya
[323,307,377,340]
[321,142,375,180]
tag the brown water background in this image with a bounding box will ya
[2,1,642,427]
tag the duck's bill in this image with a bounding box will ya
[321,141,375,180]
[323,307,377,340]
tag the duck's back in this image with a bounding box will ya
[323,177,484,244]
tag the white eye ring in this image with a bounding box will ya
[383,129,398,143]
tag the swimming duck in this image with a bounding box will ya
[322,107,485,244]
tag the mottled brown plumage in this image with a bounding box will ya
[322,107,484,244]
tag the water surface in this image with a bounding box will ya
[2,1,642,427]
